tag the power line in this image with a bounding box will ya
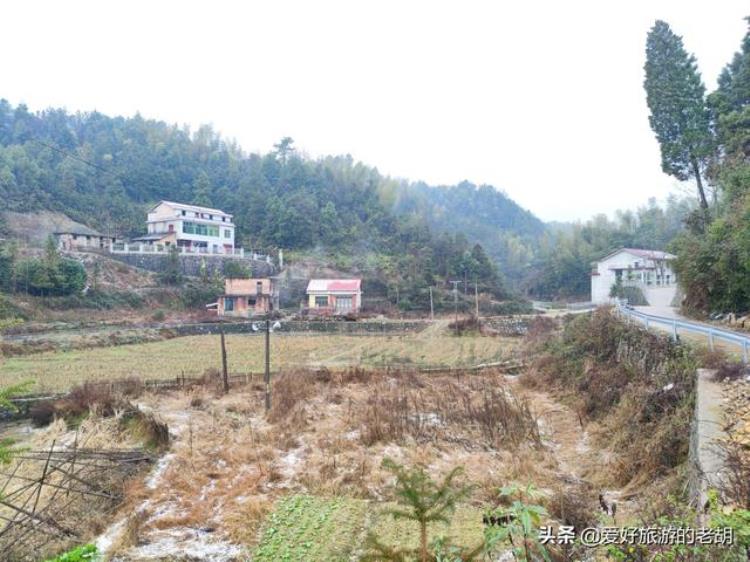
[30,138,129,238]
[30,139,123,180]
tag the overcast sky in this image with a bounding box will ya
[2,1,747,221]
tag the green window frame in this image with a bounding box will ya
[183,222,220,237]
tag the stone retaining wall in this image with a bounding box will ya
[167,319,426,337]
[106,253,275,278]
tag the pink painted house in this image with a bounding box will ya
[306,279,362,314]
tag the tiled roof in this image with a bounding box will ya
[151,200,232,217]
[307,279,361,292]
[597,248,676,263]
[621,248,676,260]
[53,225,105,237]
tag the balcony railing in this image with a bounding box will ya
[621,278,677,288]
[109,242,273,263]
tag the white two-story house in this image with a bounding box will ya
[133,201,236,254]
[591,248,677,306]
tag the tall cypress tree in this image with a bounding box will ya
[708,18,750,165]
[644,20,712,210]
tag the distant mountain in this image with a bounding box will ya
[392,181,546,283]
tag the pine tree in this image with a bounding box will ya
[362,458,478,562]
[644,20,713,211]
[192,171,212,207]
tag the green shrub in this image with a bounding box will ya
[486,300,533,315]
[0,294,26,321]
[180,281,223,309]
[14,257,86,296]
[43,543,98,562]
[158,246,183,286]
[223,260,252,278]
[39,289,145,310]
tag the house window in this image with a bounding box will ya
[315,296,328,307]
[209,214,213,220]
[181,210,186,216]
[222,217,226,222]
[224,229,231,239]
[224,297,234,312]
[183,222,219,237]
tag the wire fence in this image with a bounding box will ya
[7,359,527,417]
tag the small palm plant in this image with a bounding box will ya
[362,458,481,562]
[484,484,550,562]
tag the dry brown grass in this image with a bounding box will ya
[103,366,557,557]
[359,372,541,450]
[0,409,154,559]
[224,496,274,545]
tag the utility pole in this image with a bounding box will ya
[429,287,434,321]
[450,280,462,335]
[264,314,271,411]
[474,280,479,319]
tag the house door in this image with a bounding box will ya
[335,296,352,313]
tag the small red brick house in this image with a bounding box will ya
[218,278,278,317]
[306,279,362,314]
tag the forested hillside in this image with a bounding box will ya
[392,181,544,284]
[644,18,750,314]
[0,102,545,283]
[0,102,527,309]
[0,97,701,306]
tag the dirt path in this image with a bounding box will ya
[517,383,590,481]
[515,381,633,521]
[414,318,452,339]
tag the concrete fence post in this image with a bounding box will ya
[672,320,677,340]
[708,331,715,352]
[744,340,749,364]
[645,317,650,330]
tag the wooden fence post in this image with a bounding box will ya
[220,328,229,393]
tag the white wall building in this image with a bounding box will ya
[591,248,677,306]
[133,201,236,254]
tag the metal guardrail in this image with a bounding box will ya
[531,300,596,311]
[616,303,750,363]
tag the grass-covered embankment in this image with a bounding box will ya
[524,309,698,488]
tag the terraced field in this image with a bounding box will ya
[0,329,517,391]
